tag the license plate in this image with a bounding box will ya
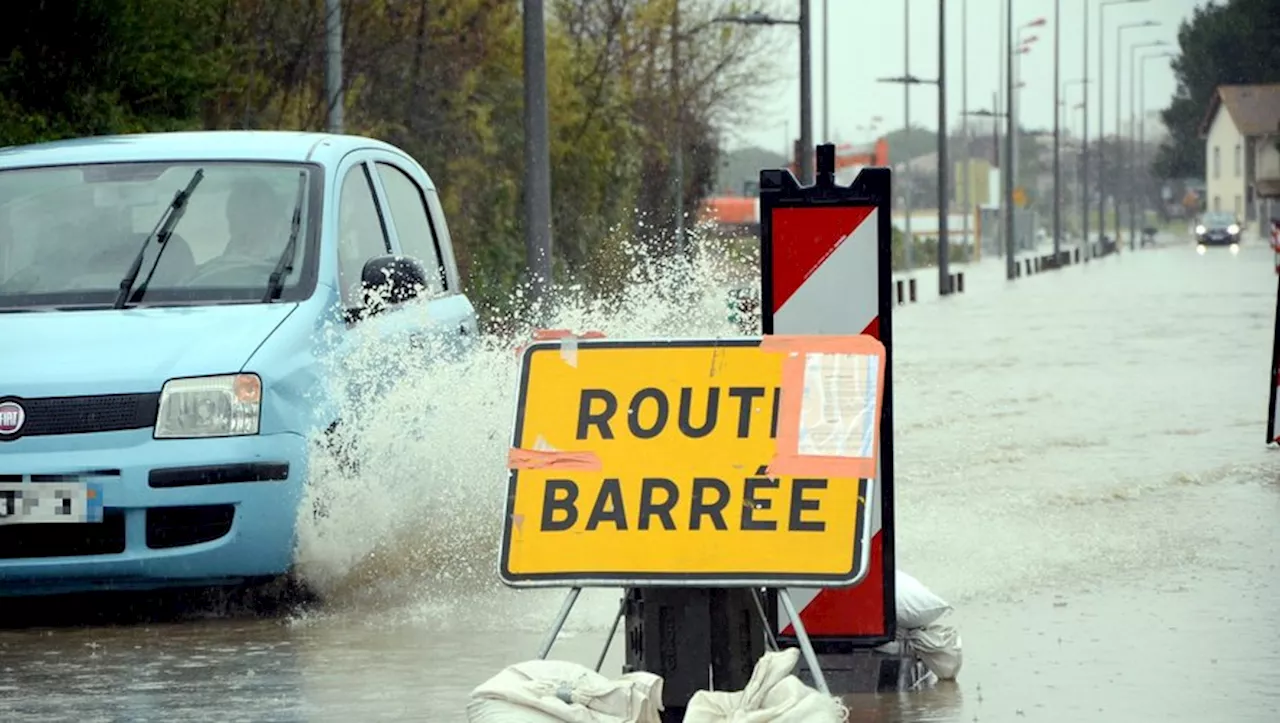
[0,482,104,525]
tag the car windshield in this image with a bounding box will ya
[0,161,317,311]
[1202,212,1236,227]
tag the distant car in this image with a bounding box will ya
[0,130,478,598]
[1193,211,1242,248]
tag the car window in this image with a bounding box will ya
[337,164,390,310]
[374,162,445,293]
[0,162,317,309]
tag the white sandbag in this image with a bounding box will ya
[904,623,963,680]
[466,659,663,723]
[895,570,951,629]
[682,648,848,723]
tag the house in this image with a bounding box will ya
[1198,84,1280,227]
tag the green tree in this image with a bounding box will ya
[1154,0,1280,180]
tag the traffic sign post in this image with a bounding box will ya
[501,334,887,719]
[758,145,900,688]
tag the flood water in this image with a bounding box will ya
[2,238,1278,722]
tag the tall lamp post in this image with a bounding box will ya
[879,0,951,295]
[522,0,553,310]
[1060,78,1089,235]
[1098,0,1151,249]
[1114,20,1161,247]
[1052,0,1062,260]
[1003,0,1015,280]
[965,103,1008,262]
[1125,38,1167,248]
[714,8,812,184]
[1136,51,1176,243]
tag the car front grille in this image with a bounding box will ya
[0,393,159,440]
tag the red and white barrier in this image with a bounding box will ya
[762,174,896,646]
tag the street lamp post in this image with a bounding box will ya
[1115,21,1160,246]
[1060,78,1089,235]
[1098,0,1151,250]
[1126,39,1168,248]
[1004,0,1015,280]
[904,0,914,270]
[962,0,970,262]
[1053,0,1062,260]
[1137,51,1176,242]
[937,0,949,295]
[713,10,811,184]
[965,102,1008,261]
[522,0,553,310]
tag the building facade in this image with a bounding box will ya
[1200,84,1280,231]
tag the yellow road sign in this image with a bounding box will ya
[501,336,886,588]
[1013,186,1027,208]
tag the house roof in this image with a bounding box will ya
[1199,84,1280,138]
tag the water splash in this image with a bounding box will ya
[291,228,758,631]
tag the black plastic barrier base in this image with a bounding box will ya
[622,587,764,721]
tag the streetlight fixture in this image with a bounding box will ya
[1052,0,1062,260]
[1135,50,1176,246]
[1098,0,1152,250]
[713,6,812,184]
[1003,0,1015,280]
[1125,38,1168,248]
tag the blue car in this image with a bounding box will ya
[0,131,478,597]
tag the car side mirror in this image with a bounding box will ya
[359,254,428,315]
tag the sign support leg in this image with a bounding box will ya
[536,586,581,660]
[594,594,626,673]
[749,588,780,652]
[778,587,831,695]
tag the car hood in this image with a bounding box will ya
[0,303,299,397]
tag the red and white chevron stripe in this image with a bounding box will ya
[767,203,891,641]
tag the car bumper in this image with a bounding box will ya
[0,430,308,596]
[1198,233,1238,246]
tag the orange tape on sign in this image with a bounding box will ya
[507,447,603,471]
[760,334,888,479]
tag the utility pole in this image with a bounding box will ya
[324,0,344,133]
[937,0,950,295]
[799,0,814,185]
[1004,0,1015,281]
[961,0,971,263]
[522,0,554,308]
[903,0,913,269]
[671,0,685,254]
[1053,0,1062,260]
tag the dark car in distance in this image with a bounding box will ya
[1194,211,1242,250]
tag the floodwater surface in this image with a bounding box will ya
[2,239,1277,722]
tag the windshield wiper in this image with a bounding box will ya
[113,168,204,309]
[262,171,308,303]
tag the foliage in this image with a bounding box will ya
[1154,0,1280,180]
[0,0,788,316]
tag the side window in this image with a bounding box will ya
[337,164,390,309]
[374,162,445,293]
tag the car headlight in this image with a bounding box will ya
[155,374,261,439]
[1228,224,1240,235]
[1195,225,1206,234]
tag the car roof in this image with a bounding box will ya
[0,130,409,171]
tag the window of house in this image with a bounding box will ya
[1213,146,1220,179]
[1213,195,1221,212]
[1234,144,1242,177]
[1235,195,1243,217]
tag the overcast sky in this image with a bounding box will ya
[727,0,1206,154]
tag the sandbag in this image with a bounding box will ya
[466,659,663,723]
[905,623,963,680]
[682,648,848,723]
[895,570,951,629]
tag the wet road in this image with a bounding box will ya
[2,238,1278,722]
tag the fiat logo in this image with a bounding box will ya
[0,400,25,436]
